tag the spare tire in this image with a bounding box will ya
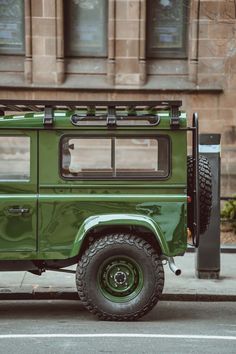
[187,155,212,235]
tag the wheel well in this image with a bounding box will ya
[79,224,162,257]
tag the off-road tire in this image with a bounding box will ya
[187,155,212,235]
[76,233,164,321]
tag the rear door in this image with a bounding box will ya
[0,131,37,252]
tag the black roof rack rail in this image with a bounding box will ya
[0,100,182,128]
[0,99,182,111]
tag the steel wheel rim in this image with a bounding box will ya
[98,256,144,303]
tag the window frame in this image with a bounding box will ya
[0,0,25,56]
[60,134,171,181]
[64,0,108,58]
[146,0,189,59]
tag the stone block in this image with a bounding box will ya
[197,73,225,89]
[226,52,236,73]
[116,20,139,39]
[222,124,236,144]
[197,109,219,122]
[198,58,225,74]
[116,58,139,73]
[218,109,234,122]
[219,92,236,108]
[199,21,210,39]
[115,73,140,85]
[228,74,236,89]
[32,36,45,55]
[32,18,56,37]
[31,0,43,17]
[45,38,56,55]
[33,70,56,84]
[116,0,127,20]
[116,39,139,57]
[187,94,219,109]
[199,119,223,133]
[200,1,220,21]
[219,0,236,20]
[43,0,55,18]
[208,23,233,40]
[32,56,57,84]
[199,39,227,57]
[147,60,188,75]
[128,1,140,20]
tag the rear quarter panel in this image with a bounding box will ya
[38,129,187,258]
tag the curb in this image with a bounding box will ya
[0,290,235,302]
[161,294,236,302]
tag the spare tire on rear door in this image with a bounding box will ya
[187,155,212,235]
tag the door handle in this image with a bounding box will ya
[7,207,30,215]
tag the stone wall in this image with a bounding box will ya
[0,0,236,195]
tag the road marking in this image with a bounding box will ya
[0,334,235,340]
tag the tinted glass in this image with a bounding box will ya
[147,0,188,58]
[64,0,107,57]
[62,138,112,177]
[0,0,25,54]
[61,136,169,178]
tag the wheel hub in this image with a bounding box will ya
[114,271,127,285]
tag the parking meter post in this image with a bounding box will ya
[195,134,221,279]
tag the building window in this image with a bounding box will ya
[61,136,169,179]
[147,0,188,58]
[0,0,25,55]
[0,136,30,181]
[64,0,107,57]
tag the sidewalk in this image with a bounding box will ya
[0,253,235,301]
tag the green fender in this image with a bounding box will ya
[70,213,169,257]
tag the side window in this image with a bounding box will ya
[61,136,169,179]
[147,0,188,58]
[0,136,30,181]
[64,0,108,57]
[0,0,25,55]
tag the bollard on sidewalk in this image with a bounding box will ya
[195,134,221,279]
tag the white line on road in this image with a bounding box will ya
[0,334,235,340]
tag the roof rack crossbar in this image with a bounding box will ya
[0,100,182,113]
[0,100,182,128]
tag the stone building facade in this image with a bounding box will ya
[0,0,235,195]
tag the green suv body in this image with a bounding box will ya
[0,100,211,320]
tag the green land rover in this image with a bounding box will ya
[0,100,212,320]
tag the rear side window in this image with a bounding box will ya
[61,136,169,179]
[0,136,30,181]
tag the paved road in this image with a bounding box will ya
[0,300,235,353]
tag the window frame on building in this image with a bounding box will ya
[0,0,25,56]
[146,0,189,59]
[64,0,108,58]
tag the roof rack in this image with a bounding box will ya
[0,100,182,128]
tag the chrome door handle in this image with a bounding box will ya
[8,207,30,215]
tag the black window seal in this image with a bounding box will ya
[59,134,171,181]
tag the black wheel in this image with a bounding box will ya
[76,233,164,321]
[187,155,212,235]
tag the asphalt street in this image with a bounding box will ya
[0,300,235,354]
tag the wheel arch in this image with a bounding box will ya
[70,214,169,258]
